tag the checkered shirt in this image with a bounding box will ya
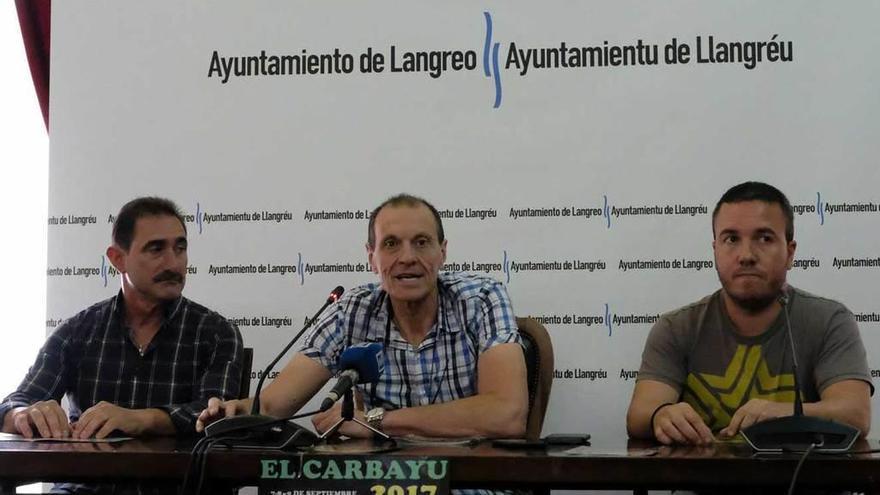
[301,272,520,411]
[0,292,243,434]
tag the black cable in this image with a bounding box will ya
[183,409,323,495]
[787,441,818,495]
[181,435,203,493]
[182,435,217,495]
[195,437,216,495]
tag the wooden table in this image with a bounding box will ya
[1,436,878,492]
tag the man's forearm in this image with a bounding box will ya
[133,408,177,436]
[804,398,870,435]
[626,400,659,440]
[801,380,872,436]
[626,380,684,440]
[381,394,527,438]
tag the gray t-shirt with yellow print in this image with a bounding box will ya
[637,286,872,431]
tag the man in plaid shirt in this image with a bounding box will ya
[1,197,243,440]
[198,193,527,441]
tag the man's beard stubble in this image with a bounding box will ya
[718,266,786,314]
[725,291,778,313]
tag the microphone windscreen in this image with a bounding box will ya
[328,286,345,303]
[338,343,384,383]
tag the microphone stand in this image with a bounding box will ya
[205,286,344,439]
[318,389,390,441]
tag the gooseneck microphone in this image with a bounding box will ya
[740,292,859,452]
[778,294,804,418]
[319,342,385,411]
[204,285,344,438]
[249,285,345,415]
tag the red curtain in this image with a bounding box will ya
[15,0,51,131]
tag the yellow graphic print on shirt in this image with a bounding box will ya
[682,344,796,430]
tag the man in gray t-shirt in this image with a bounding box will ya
[627,182,872,445]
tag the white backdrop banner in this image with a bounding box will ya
[48,1,880,444]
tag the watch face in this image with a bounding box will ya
[366,407,383,421]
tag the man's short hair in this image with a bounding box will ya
[112,197,186,251]
[712,181,794,242]
[367,194,445,249]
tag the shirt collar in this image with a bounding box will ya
[112,290,185,325]
[369,277,460,334]
[715,288,785,344]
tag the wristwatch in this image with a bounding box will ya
[365,407,385,431]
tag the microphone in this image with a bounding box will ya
[205,285,344,438]
[740,291,859,452]
[319,342,385,411]
[778,294,804,417]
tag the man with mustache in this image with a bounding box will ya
[197,193,527,442]
[1,197,243,442]
[627,182,872,445]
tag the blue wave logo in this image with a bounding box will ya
[816,192,825,226]
[604,303,612,337]
[502,249,510,283]
[298,252,305,286]
[603,195,612,229]
[101,255,108,287]
[483,12,502,108]
[196,202,204,234]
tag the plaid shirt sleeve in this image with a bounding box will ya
[299,302,346,374]
[155,318,243,434]
[476,278,521,353]
[0,320,79,424]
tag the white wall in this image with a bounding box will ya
[46,0,880,451]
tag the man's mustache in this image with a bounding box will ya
[153,271,184,283]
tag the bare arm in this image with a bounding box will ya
[627,379,678,439]
[379,343,528,438]
[808,379,871,435]
[627,379,713,445]
[721,379,871,438]
[260,352,333,417]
